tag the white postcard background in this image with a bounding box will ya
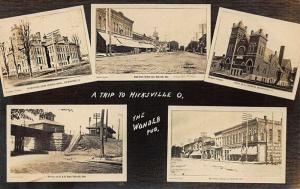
[91,4,211,81]
[0,6,95,97]
[204,8,300,100]
[167,106,286,183]
[7,105,127,182]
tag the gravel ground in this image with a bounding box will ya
[96,51,207,74]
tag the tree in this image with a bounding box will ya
[11,109,47,120]
[71,34,82,61]
[19,20,33,77]
[0,42,9,78]
[9,37,20,79]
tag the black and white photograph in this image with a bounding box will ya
[0,6,93,97]
[204,8,300,100]
[167,106,286,183]
[6,105,127,182]
[91,4,210,80]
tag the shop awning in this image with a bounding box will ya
[247,146,257,155]
[98,32,121,46]
[229,147,242,155]
[190,150,202,156]
[139,42,155,49]
[115,36,141,48]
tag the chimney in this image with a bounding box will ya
[266,34,268,38]
[251,30,254,35]
[259,29,262,33]
[278,46,285,66]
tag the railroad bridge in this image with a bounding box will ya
[11,124,52,153]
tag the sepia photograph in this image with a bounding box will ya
[0,6,93,97]
[6,105,127,182]
[167,106,286,183]
[91,4,210,80]
[204,8,300,100]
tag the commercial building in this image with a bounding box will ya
[3,25,81,76]
[181,116,283,164]
[213,21,295,87]
[95,8,158,54]
[214,116,283,164]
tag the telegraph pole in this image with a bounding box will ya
[100,109,105,157]
[242,113,252,162]
[105,109,108,142]
[118,118,120,141]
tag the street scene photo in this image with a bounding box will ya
[0,6,92,96]
[92,5,210,79]
[7,105,127,182]
[205,8,300,100]
[168,106,286,183]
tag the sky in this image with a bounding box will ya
[114,8,207,47]
[171,110,284,146]
[13,105,125,140]
[0,7,89,55]
[213,10,300,68]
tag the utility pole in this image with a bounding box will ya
[242,113,252,162]
[118,118,120,141]
[271,112,274,164]
[105,109,108,142]
[100,109,105,157]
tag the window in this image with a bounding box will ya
[269,129,273,142]
[278,130,281,143]
[261,132,264,141]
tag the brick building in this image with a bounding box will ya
[3,25,81,76]
[214,21,294,87]
[95,8,156,54]
[214,116,283,164]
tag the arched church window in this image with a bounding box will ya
[237,46,245,55]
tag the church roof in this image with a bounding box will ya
[232,20,247,30]
[281,59,292,69]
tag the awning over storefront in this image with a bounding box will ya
[98,32,121,46]
[98,31,156,49]
[247,146,257,155]
[190,150,202,156]
[229,147,242,155]
[115,36,141,48]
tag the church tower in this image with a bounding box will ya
[246,28,268,70]
[225,21,247,60]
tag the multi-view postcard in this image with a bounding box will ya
[167,106,286,183]
[91,4,211,80]
[205,8,300,100]
[0,6,93,97]
[6,105,127,182]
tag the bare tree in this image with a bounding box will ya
[71,34,82,61]
[9,37,19,79]
[19,20,33,77]
[0,42,9,78]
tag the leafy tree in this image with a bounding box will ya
[11,109,48,120]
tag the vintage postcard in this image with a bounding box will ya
[167,106,286,183]
[7,105,127,182]
[91,4,211,80]
[204,8,300,100]
[0,6,93,97]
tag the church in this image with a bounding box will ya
[216,21,293,87]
